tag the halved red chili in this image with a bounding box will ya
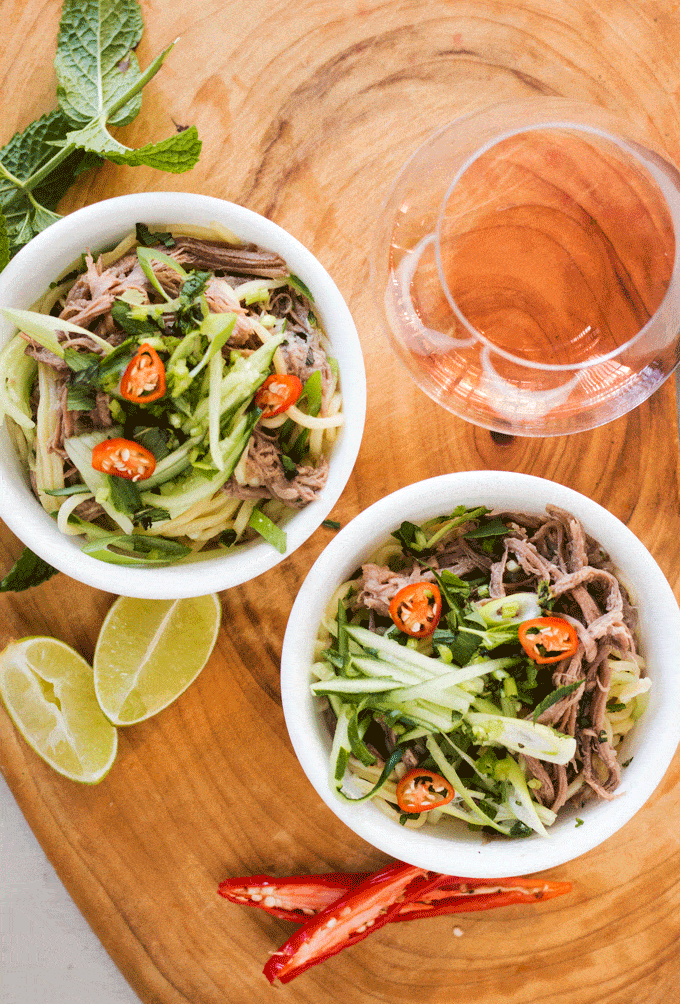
[396,769,455,812]
[219,867,572,929]
[254,373,303,418]
[91,438,156,482]
[262,862,441,984]
[389,581,441,638]
[518,617,578,664]
[120,343,166,403]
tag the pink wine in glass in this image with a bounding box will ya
[377,103,680,436]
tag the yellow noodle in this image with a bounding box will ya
[99,233,138,269]
[57,492,94,535]
[285,403,344,429]
[233,500,255,540]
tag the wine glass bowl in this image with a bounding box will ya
[374,99,680,436]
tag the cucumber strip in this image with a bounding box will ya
[188,312,236,379]
[0,334,37,429]
[335,745,406,804]
[248,506,287,554]
[329,703,351,789]
[208,349,224,470]
[142,410,259,519]
[141,438,200,488]
[347,709,377,766]
[192,332,285,427]
[466,712,577,765]
[389,658,518,701]
[389,680,472,714]
[349,656,422,686]
[380,697,453,733]
[81,533,191,566]
[34,365,65,511]
[1,308,113,356]
[495,756,548,837]
[345,626,456,678]
[136,246,188,301]
[311,677,401,695]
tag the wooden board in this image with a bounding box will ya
[2,1,680,1001]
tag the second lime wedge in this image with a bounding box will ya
[93,594,222,726]
[0,637,118,783]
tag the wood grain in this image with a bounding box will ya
[1,1,680,1002]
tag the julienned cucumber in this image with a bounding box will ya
[141,409,260,520]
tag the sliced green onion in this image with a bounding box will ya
[247,506,287,554]
[136,246,188,302]
[81,534,191,566]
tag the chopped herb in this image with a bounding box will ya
[463,518,509,540]
[280,454,298,481]
[287,274,314,302]
[399,812,420,825]
[44,484,93,497]
[508,820,533,838]
[135,223,176,248]
[107,475,143,516]
[133,506,170,529]
[66,385,97,411]
[575,818,584,827]
[532,680,582,722]
[322,519,342,530]
[133,425,172,461]
[606,700,627,712]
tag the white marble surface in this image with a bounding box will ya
[0,773,137,1004]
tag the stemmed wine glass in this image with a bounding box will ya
[373,99,680,436]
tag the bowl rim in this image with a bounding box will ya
[0,192,366,597]
[280,470,680,877]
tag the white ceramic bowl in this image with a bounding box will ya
[0,193,365,598]
[281,471,680,877]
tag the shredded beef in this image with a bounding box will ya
[169,237,288,277]
[223,429,328,509]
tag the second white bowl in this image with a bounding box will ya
[281,471,680,877]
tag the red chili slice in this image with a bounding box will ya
[254,373,303,418]
[262,861,441,984]
[219,866,573,943]
[91,438,156,482]
[388,581,442,638]
[217,873,369,922]
[120,343,166,403]
[518,617,579,664]
[395,769,455,813]
[393,874,574,920]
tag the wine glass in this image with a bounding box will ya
[373,99,680,436]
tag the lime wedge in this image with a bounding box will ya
[93,594,221,726]
[0,637,118,783]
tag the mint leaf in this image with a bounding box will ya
[0,110,101,259]
[0,547,59,592]
[55,1,199,172]
[66,121,202,174]
[55,0,145,128]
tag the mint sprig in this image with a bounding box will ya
[0,0,201,263]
